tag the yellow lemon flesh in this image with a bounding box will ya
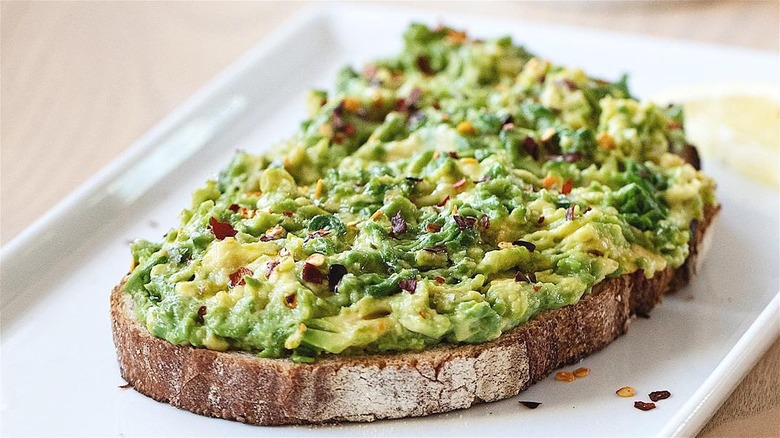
[653,83,780,188]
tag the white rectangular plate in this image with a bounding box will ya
[2,6,778,437]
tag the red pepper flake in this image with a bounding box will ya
[265,260,280,278]
[390,211,407,237]
[333,100,345,116]
[515,271,538,283]
[408,86,422,102]
[304,229,330,243]
[537,216,545,225]
[399,279,418,293]
[519,401,542,409]
[555,371,576,382]
[667,121,683,130]
[542,175,558,190]
[228,267,253,288]
[523,136,540,160]
[453,178,468,190]
[302,262,325,284]
[195,305,207,324]
[332,132,346,144]
[434,276,445,284]
[573,367,590,378]
[479,214,490,229]
[209,217,237,240]
[119,383,132,389]
[342,97,361,112]
[555,79,578,91]
[634,401,656,411]
[405,87,422,111]
[284,293,297,309]
[550,152,584,163]
[565,152,583,162]
[228,204,240,212]
[415,55,435,75]
[396,87,422,113]
[332,112,345,134]
[343,123,356,136]
[436,195,450,207]
[282,211,294,217]
[533,284,542,292]
[513,240,536,252]
[446,28,468,44]
[649,390,671,402]
[327,264,348,291]
[426,222,442,233]
[565,205,575,221]
[453,215,477,230]
[561,179,573,195]
[363,64,378,81]
[424,245,448,254]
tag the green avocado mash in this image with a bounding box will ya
[125,24,717,362]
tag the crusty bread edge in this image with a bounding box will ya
[110,205,719,425]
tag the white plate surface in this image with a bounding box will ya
[2,6,779,437]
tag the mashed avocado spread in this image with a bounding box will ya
[125,24,717,362]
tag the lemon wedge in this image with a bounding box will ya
[653,83,780,188]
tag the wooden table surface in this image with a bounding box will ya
[2,2,778,436]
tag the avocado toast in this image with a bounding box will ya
[111,24,719,424]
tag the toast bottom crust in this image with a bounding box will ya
[110,205,719,425]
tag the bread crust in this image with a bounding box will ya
[111,205,719,425]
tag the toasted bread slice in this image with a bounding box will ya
[110,205,718,425]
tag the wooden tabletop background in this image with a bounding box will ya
[2,2,778,436]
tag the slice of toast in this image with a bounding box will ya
[110,205,719,425]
